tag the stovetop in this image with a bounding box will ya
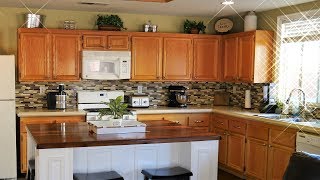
[83,108,110,113]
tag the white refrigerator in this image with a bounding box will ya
[0,55,17,179]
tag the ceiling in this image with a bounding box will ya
[0,0,316,17]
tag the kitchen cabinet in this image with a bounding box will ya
[227,133,246,172]
[131,36,163,80]
[222,30,274,83]
[19,115,85,173]
[193,37,221,81]
[82,34,130,50]
[246,138,268,179]
[214,128,228,165]
[18,29,82,82]
[163,37,193,81]
[52,33,81,80]
[18,32,51,81]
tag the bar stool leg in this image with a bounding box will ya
[144,176,149,180]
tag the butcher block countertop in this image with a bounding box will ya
[26,120,221,149]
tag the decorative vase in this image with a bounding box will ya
[98,25,121,31]
[244,11,257,31]
[190,28,199,34]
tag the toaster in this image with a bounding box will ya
[128,96,150,108]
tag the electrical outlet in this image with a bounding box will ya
[138,86,143,94]
[40,86,47,95]
[233,86,237,94]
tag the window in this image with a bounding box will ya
[276,10,320,104]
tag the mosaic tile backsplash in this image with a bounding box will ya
[15,80,268,109]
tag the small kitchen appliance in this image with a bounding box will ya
[78,91,137,121]
[47,92,58,109]
[128,95,150,108]
[168,86,188,107]
[82,51,131,80]
[55,84,67,109]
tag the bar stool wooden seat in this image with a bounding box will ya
[141,166,193,180]
[73,171,124,180]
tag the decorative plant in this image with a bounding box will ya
[98,96,130,120]
[96,14,127,30]
[183,20,206,34]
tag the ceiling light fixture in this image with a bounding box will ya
[221,0,234,5]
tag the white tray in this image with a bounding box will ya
[88,120,146,134]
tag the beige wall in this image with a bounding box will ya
[257,1,320,31]
[0,7,212,55]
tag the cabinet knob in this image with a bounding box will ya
[263,144,267,146]
[195,120,204,123]
[233,126,241,129]
[223,132,227,135]
[268,145,272,148]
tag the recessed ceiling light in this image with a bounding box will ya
[221,0,234,5]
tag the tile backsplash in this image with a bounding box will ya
[15,80,268,109]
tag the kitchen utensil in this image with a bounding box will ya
[25,13,44,28]
[55,84,67,109]
[168,86,188,107]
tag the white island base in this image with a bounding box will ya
[32,141,219,180]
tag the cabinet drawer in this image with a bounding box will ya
[188,114,210,127]
[213,114,228,130]
[247,123,269,141]
[229,119,246,135]
[270,128,296,148]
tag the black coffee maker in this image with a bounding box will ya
[168,86,188,107]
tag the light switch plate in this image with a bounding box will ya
[137,86,143,94]
[40,86,47,95]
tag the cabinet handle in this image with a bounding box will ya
[195,120,204,123]
[262,144,267,146]
[223,132,227,135]
[233,126,241,129]
[268,145,272,148]
[174,121,180,124]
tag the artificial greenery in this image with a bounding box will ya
[183,19,206,34]
[98,96,130,120]
[96,14,126,29]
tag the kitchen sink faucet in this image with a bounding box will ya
[286,88,306,116]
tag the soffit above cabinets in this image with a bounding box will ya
[0,0,316,17]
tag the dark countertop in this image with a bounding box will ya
[26,120,221,149]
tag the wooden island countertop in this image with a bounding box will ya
[26,120,221,149]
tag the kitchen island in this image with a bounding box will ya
[26,121,221,180]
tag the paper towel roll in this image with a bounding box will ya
[245,90,251,109]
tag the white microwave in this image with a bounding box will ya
[82,51,131,80]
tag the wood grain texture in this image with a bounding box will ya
[107,35,130,50]
[83,35,106,49]
[18,32,51,81]
[26,121,221,149]
[52,33,81,80]
[227,133,246,172]
[193,37,221,81]
[131,36,163,80]
[222,36,238,81]
[237,34,255,83]
[163,37,192,81]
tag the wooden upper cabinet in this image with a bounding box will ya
[82,35,105,50]
[107,35,130,50]
[238,34,255,82]
[223,36,238,81]
[131,36,162,80]
[193,37,220,81]
[52,33,81,81]
[223,30,274,83]
[163,37,192,81]
[18,32,51,81]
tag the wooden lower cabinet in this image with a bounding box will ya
[20,115,85,173]
[214,128,228,165]
[227,133,246,172]
[267,145,294,180]
[245,138,268,180]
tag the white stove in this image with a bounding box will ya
[77,91,137,121]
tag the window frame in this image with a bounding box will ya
[276,9,320,107]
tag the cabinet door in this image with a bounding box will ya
[193,38,220,81]
[238,34,255,83]
[223,36,238,81]
[267,145,294,180]
[107,35,130,50]
[52,33,81,81]
[19,32,51,81]
[214,128,228,165]
[20,133,27,173]
[131,36,162,80]
[246,138,268,180]
[83,35,105,50]
[227,133,246,172]
[163,38,192,80]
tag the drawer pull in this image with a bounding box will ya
[263,144,267,146]
[223,132,227,135]
[174,121,180,124]
[217,121,223,125]
[233,126,241,129]
[195,120,204,123]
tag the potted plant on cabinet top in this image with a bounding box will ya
[98,96,131,126]
[183,20,206,34]
[96,14,127,31]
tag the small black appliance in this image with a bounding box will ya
[47,92,58,110]
[168,86,188,107]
